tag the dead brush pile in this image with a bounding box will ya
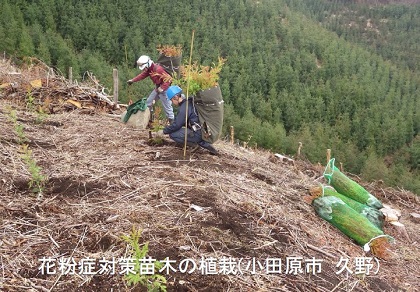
[0,57,116,114]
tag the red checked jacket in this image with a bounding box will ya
[131,63,172,91]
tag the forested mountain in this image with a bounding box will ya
[1,0,419,194]
[288,0,420,71]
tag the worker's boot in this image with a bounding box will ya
[198,141,219,155]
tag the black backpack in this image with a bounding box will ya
[156,53,182,79]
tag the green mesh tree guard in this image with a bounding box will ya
[312,196,392,258]
[318,185,385,230]
[323,158,383,209]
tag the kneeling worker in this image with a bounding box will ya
[163,85,218,155]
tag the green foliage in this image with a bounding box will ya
[20,144,47,194]
[253,121,287,152]
[294,0,420,72]
[0,0,21,55]
[2,0,420,194]
[18,24,35,57]
[332,141,365,175]
[408,136,420,171]
[7,108,46,194]
[8,109,28,144]
[35,107,48,124]
[7,108,17,123]
[25,91,48,124]
[387,162,418,193]
[121,227,167,291]
[25,91,35,111]
[360,148,389,182]
[15,122,27,145]
[287,122,333,164]
[176,56,226,95]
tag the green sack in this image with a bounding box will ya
[194,86,224,144]
[318,185,385,230]
[312,196,392,259]
[324,158,383,209]
[123,98,148,123]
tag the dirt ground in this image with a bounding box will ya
[0,59,419,291]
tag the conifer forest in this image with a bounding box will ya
[1,0,419,194]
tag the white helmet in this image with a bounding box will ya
[137,55,153,70]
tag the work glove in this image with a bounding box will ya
[156,87,163,93]
[127,79,134,85]
[156,130,164,136]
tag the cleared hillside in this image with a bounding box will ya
[1,59,419,291]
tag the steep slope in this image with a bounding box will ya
[1,60,419,291]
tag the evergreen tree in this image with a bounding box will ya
[18,25,35,58]
[0,1,20,54]
[360,148,389,182]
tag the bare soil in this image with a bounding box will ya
[0,59,419,292]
